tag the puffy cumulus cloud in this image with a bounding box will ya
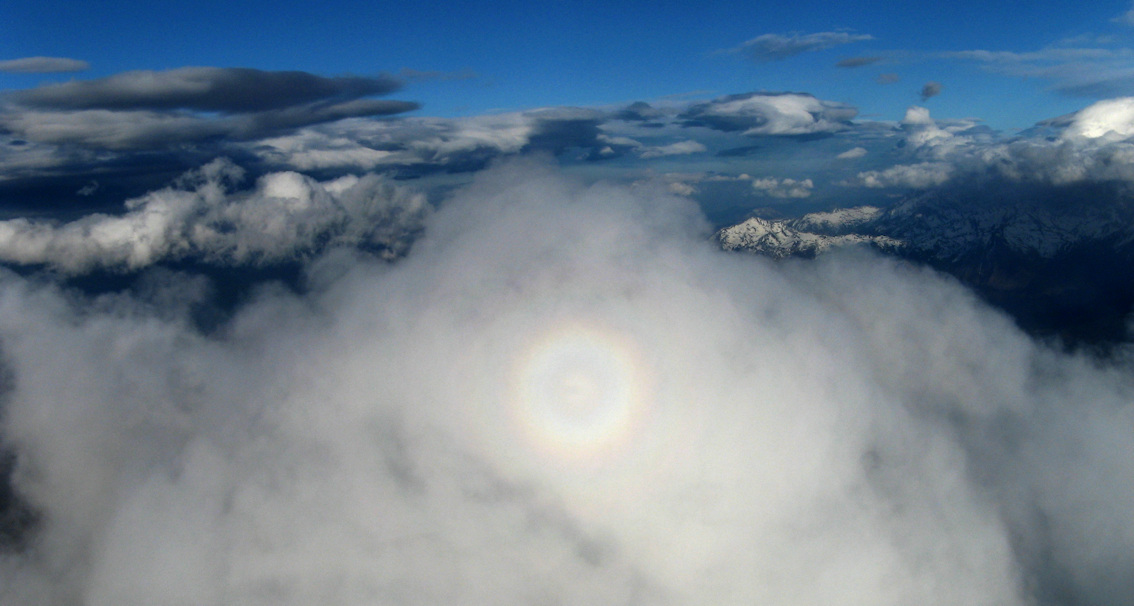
[727,32,874,63]
[0,67,419,150]
[1,160,1133,604]
[1059,96,1134,140]
[750,176,814,198]
[679,92,857,137]
[898,106,980,157]
[877,101,1134,188]
[849,162,954,188]
[920,81,943,101]
[0,158,428,273]
[0,57,89,74]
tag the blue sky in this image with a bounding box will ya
[5,0,1134,128]
[6,0,1134,226]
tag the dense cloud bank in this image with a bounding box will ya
[1,161,1132,604]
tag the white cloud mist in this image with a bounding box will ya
[750,176,814,198]
[0,160,1131,604]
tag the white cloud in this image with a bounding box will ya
[254,130,401,170]
[850,162,954,188]
[667,181,696,196]
[879,101,1134,187]
[837,146,868,159]
[1060,97,1134,140]
[1,161,1132,604]
[637,140,707,159]
[751,176,814,198]
[896,106,981,159]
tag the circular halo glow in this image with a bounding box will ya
[511,322,651,464]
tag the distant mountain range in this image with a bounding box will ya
[717,182,1134,346]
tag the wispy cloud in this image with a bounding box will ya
[848,161,953,188]
[942,47,1134,97]
[0,56,89,74]
[637,139,707,159]
[724,32,873,63]
[1112,2,1134,26]
[836,56,883,68]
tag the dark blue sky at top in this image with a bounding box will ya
[5,0,1134,129]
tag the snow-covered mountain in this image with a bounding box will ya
[717,214,901,258]
[717,184,1134,343]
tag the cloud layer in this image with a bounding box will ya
[0,161,1132,604]
[12,68,403,113]
[0,68,419,150]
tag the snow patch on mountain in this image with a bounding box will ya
[717,213,902,258]
[792,206,883,234]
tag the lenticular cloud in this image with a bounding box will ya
[1,160,1132,605]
